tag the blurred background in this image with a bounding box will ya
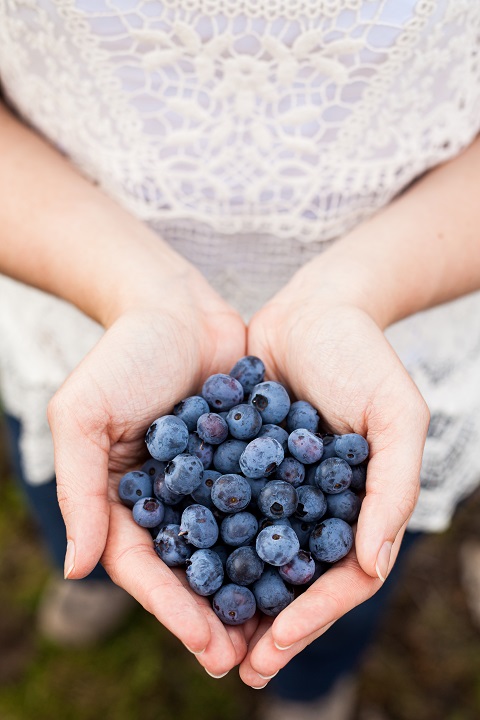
[1,415,480,720]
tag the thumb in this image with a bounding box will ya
[48,391,110,579]
[355,404,429,581]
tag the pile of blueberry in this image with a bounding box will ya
[118,356,368,626]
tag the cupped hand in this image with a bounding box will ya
[47,265,255,675]
[239,287,430,687]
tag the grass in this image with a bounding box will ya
[2,421,480,719]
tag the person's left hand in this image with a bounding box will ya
[238,258,429,688]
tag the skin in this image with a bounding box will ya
[2,100,480,685]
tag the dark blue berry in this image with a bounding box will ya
[320,434,339,460]
[153,524,192,566]
[173,395,210,432]
[212,544,230,568]
[164,453,204,495]
[249,381,291,424]
[179,504,219,548]
[326,490,361,523]
[309,518,354,563]
[197,412,229,445]
[118,471,152,507]
[141,458,166,480]
[185,549,224,596]
[256,424,289,451]
[220,512,258,547]
[132,497,165,528]
[276,457,305,487]
[213,439,248,474]
[257,480,298,520]
[211,474,252,513]
[256,525,300,566]
[334,433,369,465]
[226,546,264,586]
[279,550,316,585]
[145,415,189,461]
[258,517,292,532]
[289,517,314,548]
[187,432,214,469]
[288,429,324,465]
[314,457,352,494]
[286,401,319,434]
[153,472,184,506]
[202,373,244,411]
[229,355,266,395]
[239,437,284,479]
[252,568,294,617]
[350,463,367,491]
[226,404,262,440]
[212,584,256,625]
[191,469,221,509]
[295,485,327,523]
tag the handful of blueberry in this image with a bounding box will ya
[118,356,368,626]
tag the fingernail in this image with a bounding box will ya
[252,683,268,690]
[64,540,75,579]
[205,669,228,679]
[258,671,279,680]
[274,641,294,651]
[185,645,206,656]
[376,540,393,582]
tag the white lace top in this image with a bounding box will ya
[1,0,480,532]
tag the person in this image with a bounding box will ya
[1,1,480,716]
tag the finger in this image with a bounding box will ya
[239,620,336,688]
[103,503,212,655]
[48,395,110,579]
[356,402,428,580]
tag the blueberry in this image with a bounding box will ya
[118,471,152,507]
[145,415,189,461]
[257,480,298,520]
[320,434,339,460]
[226,404,262,440]
[211,474,252,513]
[212,544,230,569]
[226,546,264,586]
[220,512,258,547]
[161,505,182,526]
[295,485,327,523]
[187,432,214,469]
[304,462,320,486]
[326,490,361,523]
[197,412,229,445]
[153,524,192,566]
[288,429,324,465]
[173,395,210,432]
[213,439,248,474]
[202,373,244,411]
[141,459,166,480]
[245,476,268,505]
[256,525,300,566]
[309,518,354,563]
[179,504,219,548]
[249,381,291,424]
[153,472,184,506]
[258,516,292,533]
[185,549,224,596]
[279,550,316,585]
[350,463,367,491]
[191,469,221,509]
[252,568,294,617]
[239,437,284,479]
[314,457,352,494]
[289,517,314,548]
[212,584,256,626]
[334,433,369,465]
[164,453,204,495]
[286,401,319,434]
[276,457,305,488]
[132,497,165,528]
[229,355,266,395]
[256,424,289,451]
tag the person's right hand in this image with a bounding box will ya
[47,259,255,677]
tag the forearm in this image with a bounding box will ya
[0,102,192,326]
[285,136,480,328]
